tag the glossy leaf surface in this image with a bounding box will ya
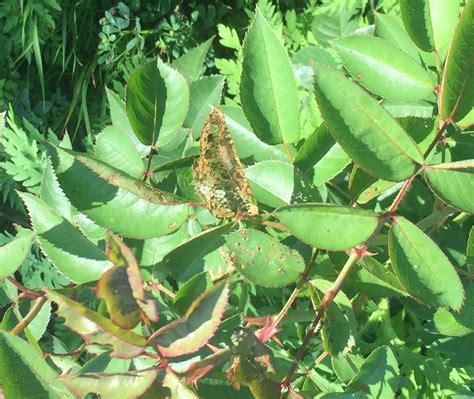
[314,64,423,181]
[277,204,380,250]
[389,217,464,309]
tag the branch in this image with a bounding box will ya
[11,296,47,336]
[281,251,361,388]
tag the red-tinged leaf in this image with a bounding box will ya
[151,281,229,357]
[46,290,147,358]
[59,370,160,399]
[98,233,158,329]
[184,348,233,384]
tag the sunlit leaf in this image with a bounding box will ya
[424,160,474,214]
[314,64,423,181]
[0,229,34,280]
[171,37,214,82]
[333,36,434,101]
[277,204,380,250]
[439,1,474,122]
[225,229,305,287]
[152,281,229,357]
[19,192,111,284]
[0,331,71,399]
[241,8,300,144]
[47,290,147,358]
[46,144,189,239]
[126,59,189,146]
[389,217,464,309]
[60,370,160,399]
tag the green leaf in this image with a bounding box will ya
[95,126,144,179]
[152,281,229,357]
[314,64,423,181]
[98,233,157,329]
[240,8,300,144]
[311,279,356,356]
[400,1,435,51]
[245,161,294,208]
[60,370,160,399]
[389,216,464,309]
[434,284,474,336]
[0,229,34,279]
[171,37,214,82]
[294,124,335,173]
[126,59,189,146]
[374,12,421,60]
[311,10,359,47]
[106,88,148,156]
[41,158,74,222]
[225,229,305,287]
[400,0,458,54]
[47,144,189,239]
[312,143,351,186]
[447,133,474,161]
[27,300,51,341]
[348,346,400,397]
[439,1,474,122]
[0,331,71,399]
[221,106,287,162]
[333,36,434,101]
[382,100,435,119]
[46,290,147,358]
[184,76,224,139]
[19,192,111,284]
[276,204,380,251]
[292,45,340,70]
[162,223,234,283]
[424,160,474,214]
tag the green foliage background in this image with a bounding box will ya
[0,0,473,398]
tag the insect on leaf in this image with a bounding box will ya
[193,108,258,219]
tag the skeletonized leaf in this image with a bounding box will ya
[47,290,147,358]
[0,229,34,279]
[333,36,434,101]
[277,204,380,251]
[439,1,474,122]
[193,108,258,219]
[225,229,305,287]
[424,160,474,214]
[19,193,111,284]
[389,217,464,309]
[46,144,189,239]
[314,64,423,181]
[240,8,300,144]
[152,281,229,357]
[126,59,189,146]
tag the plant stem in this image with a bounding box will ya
[387,175,415,214]
[281,251,360,388]
[7,277,43,299]
[423,118,451,159]
[11,296,47,336]
[143,145,156,182]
